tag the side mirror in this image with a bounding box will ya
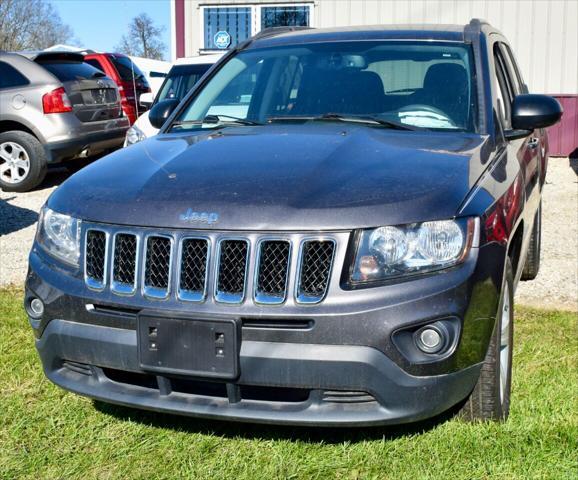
[139,92,154,109]
[149,99,180,129]
[511,94,563,131]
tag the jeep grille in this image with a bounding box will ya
[83,227,338,306]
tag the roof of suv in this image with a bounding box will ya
[247,19,492,49]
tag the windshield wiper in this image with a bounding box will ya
[171,115,263,130]
[267,113,417,131]
[203,114,263,126]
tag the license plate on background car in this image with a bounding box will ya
[137,313,240,379]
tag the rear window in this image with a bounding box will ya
[38,61,105,82]
[109,55,147,83]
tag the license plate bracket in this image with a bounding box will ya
[138,312,240,379]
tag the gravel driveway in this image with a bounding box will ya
[1,159,576,311]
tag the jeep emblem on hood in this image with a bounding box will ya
[179,209,219,225]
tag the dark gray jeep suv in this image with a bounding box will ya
[25,21,562,426]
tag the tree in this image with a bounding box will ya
[0,0,75,51]
[116,13,166,60]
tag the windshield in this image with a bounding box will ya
[172,41,478,132]
[155,64,212,105]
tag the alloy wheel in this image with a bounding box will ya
[0,141,30,184]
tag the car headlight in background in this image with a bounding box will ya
[36,207,81,266]
[125,124,146,146]
[350,218,477,284]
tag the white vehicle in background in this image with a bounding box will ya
[128,56,171,97]
[124,54,222,146]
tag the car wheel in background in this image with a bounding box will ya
[0,131,47,192]
[460,259,514,422]
[521,202,542,280]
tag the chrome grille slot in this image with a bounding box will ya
[296,240,335,304]
[215,239,249,303]
[178,238,209,302]
[111,233,137,294]
[85,230,107,289]
[143,235,172,299]
[255,240,290,304]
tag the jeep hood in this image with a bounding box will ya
[49,124,491,231]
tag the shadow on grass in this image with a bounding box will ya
[93,399,464,444]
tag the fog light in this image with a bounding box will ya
[29,298,44,317]
[415,326,444,354]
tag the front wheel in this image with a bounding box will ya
[0,131,47,192]
[460,259,514,422]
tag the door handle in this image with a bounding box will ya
[527,137,540,149]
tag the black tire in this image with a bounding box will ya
[460,259,514,422]
[0,130,47,192]
[521,202,541,280]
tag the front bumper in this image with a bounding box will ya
[26,235,504,426]
[37,319,481,426]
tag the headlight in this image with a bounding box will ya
[125,124,146,145]
[350,218,476,284]
[36,207,81,266]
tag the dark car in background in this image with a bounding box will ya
[0,51,129,192]
[85,53,151,124]
[26,21,562,426]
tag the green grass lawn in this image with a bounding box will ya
[0,287,576,480]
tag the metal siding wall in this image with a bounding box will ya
[311,0,577,95]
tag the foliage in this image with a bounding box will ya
[0,0,75,51]
[115,13,165,60]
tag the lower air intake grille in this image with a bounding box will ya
[179,238,209,299]
[216,240,248,302]
[85,230,106,284]
[297,240,335,303]
[256,240,290,302]
[113,234,137,286]
[144,236,171,291]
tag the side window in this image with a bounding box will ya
[502,44,526,94]
[0,61,30,89]
[85,59,105,73]
[493,46,514,129]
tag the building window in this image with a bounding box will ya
[261,5,310,29]
[201,4,313,52]
[203,7,252,50]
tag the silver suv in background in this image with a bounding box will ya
[0,51,129,192]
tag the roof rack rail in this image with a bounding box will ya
[469,18,490,27]
[252,25,314,41]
